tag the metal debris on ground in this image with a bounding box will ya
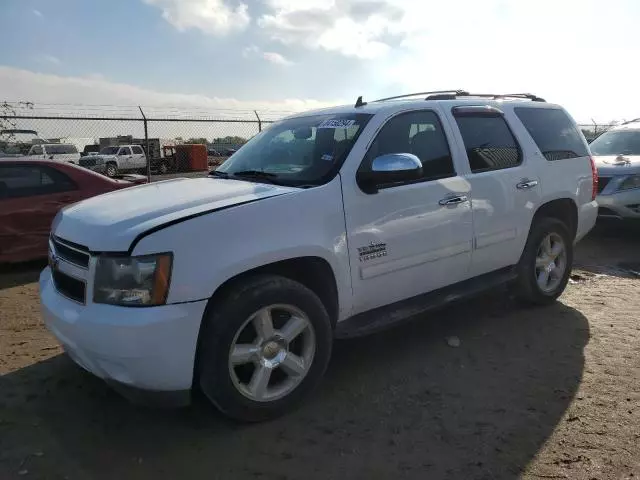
[446,336,461,348]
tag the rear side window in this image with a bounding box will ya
[131,146,144,154]
[454,114,521,173]
[514,108,589,161]
[119,147,132,155]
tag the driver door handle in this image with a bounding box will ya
[439,195,468,206]
[516,179,539,190]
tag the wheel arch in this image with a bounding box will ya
[205,256,339,327]
[192,256,340,391]
[531,198,578,241]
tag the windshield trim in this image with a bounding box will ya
[216,112,374,188]
[590,130,640,156]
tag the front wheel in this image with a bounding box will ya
[514,217,573,305]
[198,275,332,422]
[105,162,118,178]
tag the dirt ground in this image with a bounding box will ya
[0,224,638,480]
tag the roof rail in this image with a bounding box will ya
[373,90,469,102]
[468,93,546,102]
[373,91,546,103]
[622,117,640,125]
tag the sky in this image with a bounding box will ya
[1,0,640,124]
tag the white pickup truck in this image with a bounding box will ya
[26,143,81,163]
[78,145,147,177]
[40,91,598,421]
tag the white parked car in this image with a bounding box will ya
[589,120,640,221]
[40,91,598,421]
[26,143,81,164]
[78,145,147,177]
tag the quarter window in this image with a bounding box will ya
[131,146,144,154]
[360,110,455,187]
[514,107,588,161]
[454,114,522,172]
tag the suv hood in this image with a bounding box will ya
[594,155,640,175]
[53,177,299,252]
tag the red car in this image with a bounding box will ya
[0,159,147,263]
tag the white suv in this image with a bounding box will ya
[26,143,81,163]
[40,91,598,421]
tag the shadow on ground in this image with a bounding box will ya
[574,222,640,278]
[0,294,588,480]
[0,260,46,290]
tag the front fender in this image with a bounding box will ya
[132,177,353,319]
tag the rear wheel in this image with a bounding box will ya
[105,162,118,178]
[198,275,332,422]
[514,217,573,305]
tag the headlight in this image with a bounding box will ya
[94,253,172,306]
[618,174,640,191]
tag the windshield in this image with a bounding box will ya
[47,144,78,155]
[590,130,640,156]
[100,146,120,155]
[216,113,373,186]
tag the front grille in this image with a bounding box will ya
[52,269,86,304]
[597,176,611,194]
[52,236,90,268]
[79,158,97,167]
[598,207,619,217]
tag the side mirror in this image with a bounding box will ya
[357,153,423,194]
[49,155,54,160]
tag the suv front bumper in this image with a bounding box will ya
[39,267,207,407]
[597,190,640,220]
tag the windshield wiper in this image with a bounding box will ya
[209,170,230,178]
[233,170,278,178]
[231,170,279,184]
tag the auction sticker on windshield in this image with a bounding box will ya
[318,119,356,129]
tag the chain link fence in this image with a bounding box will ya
[0,104,621,182]
[0,109,279,179]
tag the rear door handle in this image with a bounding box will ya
[439,195,468,206]
[516,180,539,190]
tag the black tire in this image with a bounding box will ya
[105,162,118,178]
[198,275,333,422]
[514,217,573,305]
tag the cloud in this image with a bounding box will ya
[258,0,406,59]
[32,9,43,17]
[242,44,260,58]
[38,55,61,65]
[262,52,293,66]
[143,0,250,35]
[242,45,292,66]
[0,66,335,114]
